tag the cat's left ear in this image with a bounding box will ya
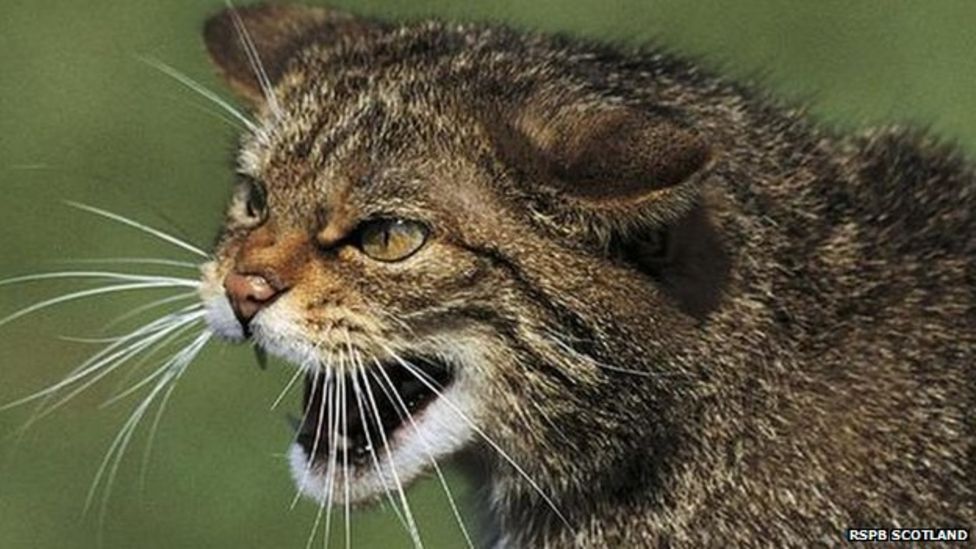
[203,4,379,107]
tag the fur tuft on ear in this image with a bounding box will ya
[203,4,377,108]
[496,94,713,244]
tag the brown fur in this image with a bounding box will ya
[204,5,975,547]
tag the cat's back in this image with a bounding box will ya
[751,126,976,533]
[815,128,976,343]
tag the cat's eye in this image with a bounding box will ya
[358,218,429,262]
[244,178,268,220]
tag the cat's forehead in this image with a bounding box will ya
[239,23,534,172]
[228,22,571,226]
[235,83,498,229]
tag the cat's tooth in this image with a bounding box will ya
[253,345,268,370]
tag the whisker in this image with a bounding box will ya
[0,270,200,288]
[291,364,333,510]
[528,398,574,447]
[542,330,659,378]
[225,0,283,119]
[382,347,574,535]
[0,283,199,332]
[340,365,351,549]
[28,318,205,429]
[59,335,133,344]
[57,304,202,347]
[348,361,409,531]
[139,380,178,493]
[137,55,257,132]
[302,348,339,549]
[17,307,202,415]
[6,312,203,444]
[357,357,425,549]
[156,91,249,131]
[99,329,200,408]
[271,364,305,411]
[102,293,200,332]
[87,331,211,539]
[302,367,328,549]
[291,352,338,509]
[65,201,211,259]
[304,483,327,549]
[1,310,206,413]
[286,360,322,454]
[371,307,417,337]
[109,317,207,394]
[61,257,200,269]
[369,359,474,549]
[322,359,343,548]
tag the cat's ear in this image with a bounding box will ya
[498,98,713,242]
[499,98,727,317]
[203,4,377,107]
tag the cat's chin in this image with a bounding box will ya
[287,358,474,505]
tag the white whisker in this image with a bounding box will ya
[348,362,409,531]
[109,317,207,392]
[271,364,306,411]
[286,363,320,452]
[358,357,425,549]
[302,368,328,549]
[158,92,249,131]
[87,331,211,539]
[4,310,203,444]
[65,201,211,259]
[103,293,200,331]
[340,366,351,549]
[98,324,203,408]
[139,380,178,492]
[59,334,132,344]
[543,330,657,378]
[61,257,200,269]
[383,347,574,535]
[369,359,474,549]
[290,344,334,509]
[29,319,205,429]
[1,310,206,413]
[27,308,200,411]
[0,270,200,288]
[291,364,333,510]
[322,361,343,548]
[0,282,199,330]
[137,55,257,132]
[225,0,283,119]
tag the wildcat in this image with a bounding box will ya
[190,3,976,548]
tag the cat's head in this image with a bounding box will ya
[198,4,723,514]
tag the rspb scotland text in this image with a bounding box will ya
[846,528,970,543]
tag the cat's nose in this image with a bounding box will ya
[224,272,282,326]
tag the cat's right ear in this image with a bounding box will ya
[203,4,377,108]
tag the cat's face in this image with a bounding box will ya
[200,79,508,502]
[199,4,715,508]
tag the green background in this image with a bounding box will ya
[1,1,974,547]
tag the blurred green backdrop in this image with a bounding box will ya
[1,1,974,548]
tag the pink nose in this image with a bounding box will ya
[223,272,281,325]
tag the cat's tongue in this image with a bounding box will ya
[294,357,452,464]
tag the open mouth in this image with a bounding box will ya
[294,356,454,467]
